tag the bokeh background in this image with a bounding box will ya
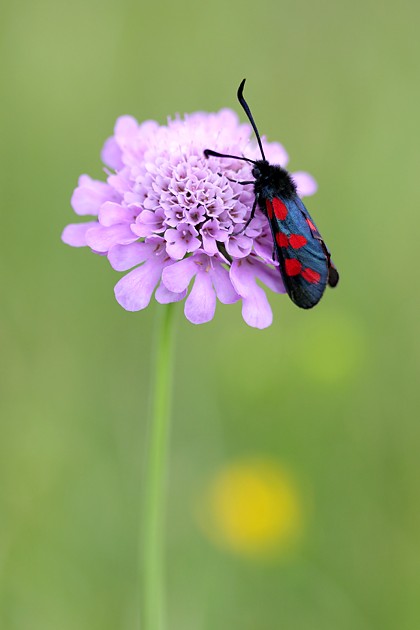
[1,0,420,628]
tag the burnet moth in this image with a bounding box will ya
[204,79,339,309]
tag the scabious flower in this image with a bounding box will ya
[62,109,317,328]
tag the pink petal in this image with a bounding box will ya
[230,259,273,329]
[71,175,118,216]
[211,262,239,304]
[114,115,139,142]
[253,235,274,262]
[108,242,153,271]
[114,261,162,311]
[107,169,132,195]
[98,202,137,227]
[85,224,137,253]
[61,222,98,247]
[242,290,273,329]
[226,234,253,258]
[292,171,318,197]
[101,136,123,170]
[230,259,253,296]
[164,229,189,260]
[202,233,219,255]
[253,260,285,294]
[162,258,197,293]
[186,237,201,254]
[185,272,216,324]
[155,283,186,304]
[264,142,289,167]
[131,209,165,237]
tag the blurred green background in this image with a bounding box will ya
[1,0,420,628]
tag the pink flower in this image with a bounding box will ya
[62,109,317,328]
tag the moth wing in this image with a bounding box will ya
[296,199,339,288]
[265,196,329,309]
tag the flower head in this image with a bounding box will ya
[62,109,317,328]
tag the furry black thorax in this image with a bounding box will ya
[252,160,297,200]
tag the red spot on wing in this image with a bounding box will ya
[272,198,288,220]
[288,234,307,249]
[306,217,317,232]
[276,233,289,248]
[285,258,302,276]
[301,268,321,284]
[266,199,273,219]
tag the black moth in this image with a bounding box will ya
[204,79,338,309]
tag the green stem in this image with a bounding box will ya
[142,303,176,630]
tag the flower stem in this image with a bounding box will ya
[142,303,176,630]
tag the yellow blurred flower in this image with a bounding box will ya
[196,458,303,558]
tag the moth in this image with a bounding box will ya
[204,79,339,309]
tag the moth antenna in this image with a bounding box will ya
[203,149,255,165]
[237,79,266,161]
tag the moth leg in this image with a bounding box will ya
[235,194,259,235]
